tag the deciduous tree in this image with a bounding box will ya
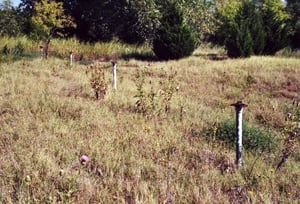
[177,0,218,42]
[30,0,75,41]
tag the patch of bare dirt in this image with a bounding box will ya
[59,83,90,99]
[274,77,300,99]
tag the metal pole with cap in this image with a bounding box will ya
[231,101,248,167]
[69,51,73,67]
[111,60,117,90]
[40,46,44,59]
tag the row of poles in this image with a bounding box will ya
[43,48,248,168]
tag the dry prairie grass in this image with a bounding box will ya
[0,47,299,203]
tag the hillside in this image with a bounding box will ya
[0,53,299,203]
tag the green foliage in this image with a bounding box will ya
[0,0,22,37]
[87,64,107,101]
[223,0,265,57]
[117,0,160,44]
[60,0,159,43]
[261,0,291,54]
[177,0,218,42]
[206,120,278,152]
[286,0,300,49]
[214,0,241,45]
[225,22,253,58]
[216,0,290,57]
[60,0,218,44]
[291,23,300,49]
[134,68,159,118]
[153,1,196,60]
[30,0,75,41]
[70,0,116,42]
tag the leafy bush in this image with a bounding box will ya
[206,120,278,152]
[153,1,196,60]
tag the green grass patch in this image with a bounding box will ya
[210,120,279,152]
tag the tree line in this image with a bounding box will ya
[0,0,299,59]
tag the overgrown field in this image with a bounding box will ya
[0,43,299,203]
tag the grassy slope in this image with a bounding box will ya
[0,51,299,203]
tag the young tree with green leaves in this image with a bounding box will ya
[30,0,75,41]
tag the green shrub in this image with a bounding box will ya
[207,120,278,152]
[225,23,253,58]
[225,0,265,57]
[153,1,196,60]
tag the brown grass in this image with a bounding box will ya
[0,48,299,203]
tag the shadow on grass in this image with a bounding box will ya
[2,51,229,64]
[121,51,158,61]
[1,51,51,63]
[193,53,228,61]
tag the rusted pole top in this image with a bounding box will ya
[230,101,248,109]
[111,60,117,90]
[69,51,73,66]
[111,60,117,66]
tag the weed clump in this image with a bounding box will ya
[134,68,178,118]
[277,101,300,170]
[87,64,107,101]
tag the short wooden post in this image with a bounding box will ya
[111,60,117,90]
[231,101,248,167]
[69,51,73,67]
